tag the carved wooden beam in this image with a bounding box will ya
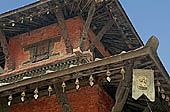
[112,60,134,112]
[88,19,114,51]
[55,4,73,54]
[53,82,71,112]
[0,97,10,112]
[79,0,96,51]
[0,29,15,71]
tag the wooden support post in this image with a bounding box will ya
[0,29,15,71]
[55,4,73,54]
[88,19,114,51]
[0,97,10,112]
[53,82,71,112]
[79,0,96,51]
[112,60,134,112]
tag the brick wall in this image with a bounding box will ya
[11,85,114,112]
[7,16,90,70]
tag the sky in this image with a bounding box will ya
[0,0,169,74]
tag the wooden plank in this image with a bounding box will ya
[55,4,73,54]
[79,0,96,51]
[53,82,71,112]
[0,97,10,112]
[112,60,134,112]
[88,19,114,51]
[0,29,15,71]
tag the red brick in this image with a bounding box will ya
[11,85,114,112]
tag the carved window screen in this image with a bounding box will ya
[23,36,61,64]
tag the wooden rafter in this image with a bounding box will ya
[53,82,71,112]
[88,19,114,51]
[110,15,133,49]
[79,0,96,51]
[55,4,73,54]
[112,60,134,112]
[0,29,15,71]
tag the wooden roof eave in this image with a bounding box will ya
[115,0,144,46]
[0,0,53,19]
[0,36,168,94]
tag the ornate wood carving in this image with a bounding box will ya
[79,0,96,51]
[0,29,15,71]
[0,97,10,112]
[55,4,73,54]
[23,36,61,64]
[53,82,71,112]
[112,60,134,112]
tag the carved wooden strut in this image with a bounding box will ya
[0,29,15,71]
[53,82,71,112]
[79,0,96,51]
[112,60,134,112]
[55,4,73,54]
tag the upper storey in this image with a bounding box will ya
[0,0,143,70]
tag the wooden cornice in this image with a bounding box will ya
[0,36,167,94]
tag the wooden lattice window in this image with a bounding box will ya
[23,36,61,64]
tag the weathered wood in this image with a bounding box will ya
[0,0,53,19]
[0,29,15,71]
[88,19,114,51]
[55,4,73,54]
[80,18,111,57]
[79,0,96,51]
[0,45,151,93]
[53,82,71,112]
[142,98,170,112]
[0,97,10,112]
[114,0,143,46]
[112,60,134,112]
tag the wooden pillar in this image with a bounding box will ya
[53,82,71,112]
[0,97,10,112]
[79,0,96,51]
[0,29,15,71]
[55,4,73,54]
[112,60,134,112]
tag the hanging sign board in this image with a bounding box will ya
[132,69,155,102]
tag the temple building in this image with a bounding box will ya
[0,0,169,112]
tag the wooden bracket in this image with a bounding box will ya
[79,0,96,51]
[55,4,73,54]
[0,29,15,71]
[112,60,134,112]
[0,97,10,112]
[53,82,71,112]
